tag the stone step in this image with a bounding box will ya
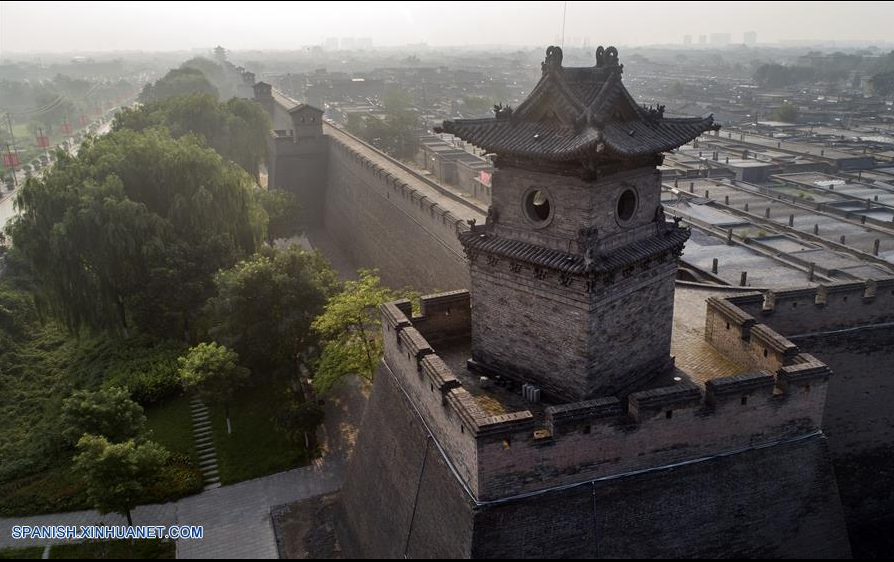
[193,419,212,427]
[198,451,217,461]
[199,459,218,470]
[194,429,212,438]
[191,409,209,417]
[191,406,209,414]
[203,469,219,477]
[203,482,221,491]
[195,436,213,446]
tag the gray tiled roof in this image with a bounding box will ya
[460,226,691,275]
[436,47,718,162]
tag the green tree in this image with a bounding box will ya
[204,245,339,375]
[7,128,267,336]
[178,342,250,434]
[254,188,302,243]
[771,102,799,123]
[311,269,415,394]
[73,435,168,526]
[180,57,236,99]
[60,387,147,447]
[139,67,218,103]
[274,401,324,446]
[114,93,270,179]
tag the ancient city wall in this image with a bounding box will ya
[707,282,894,528]
[724,279,894,334]
[322,131,471,292]
[382,290,832,503]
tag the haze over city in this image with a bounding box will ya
[2,1,894,54]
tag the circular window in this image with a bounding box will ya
[617,189,637,223]
[523,189,552,226]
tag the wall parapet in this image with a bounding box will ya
[382,289,836,502]
[723,278,894,335]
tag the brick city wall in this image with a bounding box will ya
[322,131,471,292]
[713,280,894,527]
[342,292,851,558]
[383,290,834,503]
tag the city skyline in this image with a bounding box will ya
[2,1,894,55]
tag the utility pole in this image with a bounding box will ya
[4,113,18,187]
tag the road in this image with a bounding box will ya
[1,119,114,232]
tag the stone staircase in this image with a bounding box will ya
[190,397,221,490]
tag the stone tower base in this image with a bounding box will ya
[335,361,852,558]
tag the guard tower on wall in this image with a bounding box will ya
[438,45,717,400]
[334,46,851,559]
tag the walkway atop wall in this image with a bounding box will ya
[324,122,486,222]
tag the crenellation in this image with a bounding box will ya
[381,290,836,502]
[705,371,776,407]
[628,383,703,421]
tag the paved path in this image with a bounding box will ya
[0,459,342,558]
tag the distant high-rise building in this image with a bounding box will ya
[698,34,707,45]
[357,37,373,50]
[743,31,757,45]
[340,37,356,50]
[324,37,339,50]
[683,35,692,45]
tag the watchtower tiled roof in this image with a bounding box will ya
[436,46,719,163]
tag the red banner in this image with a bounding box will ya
[478,170,492,186]
[93,107,101,116]
[78,114,88,125]
[61,123,72,135]
[36,135,50,148]
[3,152,20,168]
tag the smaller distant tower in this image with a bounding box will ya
[213,45,227,63]
[743,31,757,46]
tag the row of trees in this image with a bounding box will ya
[115,92,270,179]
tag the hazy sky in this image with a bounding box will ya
[1,1,893,54]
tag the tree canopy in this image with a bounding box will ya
[114,93,270,179]
[204,245,340,375]
[7,127,267,337]
[60,387,146,447]
[73,435,167,526]
[139,67,218,103]
[311,269,415,394]
[178,342,250,432]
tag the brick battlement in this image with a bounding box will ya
[382,290,832,502]
[722,278,894,335]
[327,132,471,242]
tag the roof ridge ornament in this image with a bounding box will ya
[493,103,514,119]
[541,45,563,75]
[595,45,619,68]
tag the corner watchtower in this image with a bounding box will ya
[437,46,718,401]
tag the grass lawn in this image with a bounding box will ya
[0,546,44,559]
[209,377,315,484]
[48,539,174,559]
[145,393,196,460]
